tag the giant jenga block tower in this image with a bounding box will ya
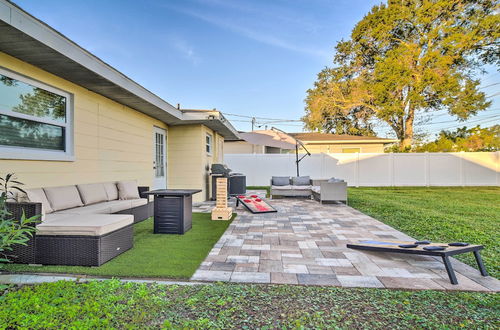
[211,177,233,220]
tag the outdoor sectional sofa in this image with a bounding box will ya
[7,181,153,266]
[271,176,347,204]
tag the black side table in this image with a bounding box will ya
[143,189,201,234]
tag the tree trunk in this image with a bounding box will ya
[400,107,414,151]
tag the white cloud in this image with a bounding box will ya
[167,5,329,58]
[168,36,201,65]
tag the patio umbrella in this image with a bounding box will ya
[270,127,311,177]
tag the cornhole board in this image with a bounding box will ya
[347,240,488,285]
[235,195,277,214]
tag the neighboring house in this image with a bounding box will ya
[225,130,295,154]
[289,133,398,153]
[0,1,239,202]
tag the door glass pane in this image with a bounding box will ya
[0,74,66,123]
[155,132,165,177]
[0,114,65,150]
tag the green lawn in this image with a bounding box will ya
[0,280,498,328]
[246,186,270,197]
[2,213,233,278]
[348,187,500,279]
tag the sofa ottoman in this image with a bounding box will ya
[35,214,134,266]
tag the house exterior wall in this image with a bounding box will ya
[167,124,224,202]
[299,143,386,153]
[224,141,265,154]
[0,52,171,190]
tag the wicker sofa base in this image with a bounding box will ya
[35,224,133,266]
[271,190,312,198]
[115,202,153,223]
[312,191,347,204]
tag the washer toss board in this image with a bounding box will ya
[235,195,277,214]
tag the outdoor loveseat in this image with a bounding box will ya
[271,176,347,204]
[7,181,152,266]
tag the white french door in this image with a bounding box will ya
[153,127,167,189]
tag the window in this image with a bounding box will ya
[0,68,73,160]
[206,133,212,154]
[342,147,361,153]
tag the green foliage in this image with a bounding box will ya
[415,125,500,152]
[348,186,500,278]
[304,0,499,149]
[3,213,234,278]
[0,212,39,266]
[0,173,26,214]
[0,173,38,268]
[0,280,498,328]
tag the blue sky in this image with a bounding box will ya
[13,0,499,139]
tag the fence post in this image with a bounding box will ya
[355,152,360,187]
[389,152,394,187]
[425,152,430,187]
[459,151,465,187]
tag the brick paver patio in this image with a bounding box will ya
[192,193,500,291]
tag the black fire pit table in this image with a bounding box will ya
[143,189,201,234]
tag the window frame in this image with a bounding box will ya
[206,133,213,155]
[0,67,74,161]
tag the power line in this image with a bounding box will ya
[436,116,500,131]
[479,82,500,89]
[222,112,302,122]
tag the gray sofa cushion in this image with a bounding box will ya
[36,214,133,236]
[292,176,311,186]
[43,185,84,211]
[271,185,292,190]
[56,202,113,215]
[103,182,119,201]
[26,188,53,214]
[77,183,108,205]
[291,185,312,190]
[56,199,148,215]
[272,176,290,186]
[117,180,140,200]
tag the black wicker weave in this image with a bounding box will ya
[36,224,133,266]
[4,185,152,266]
[4,202,42,264]
[115,202,152,223]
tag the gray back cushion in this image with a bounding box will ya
[328,177,344,183]
[77,183,108,205]
[103,182,119,201]
[117,180,140,200]
[272,176,290,186]
[26,188,53,214]
[292,176,311,186]
[43,185,84,211]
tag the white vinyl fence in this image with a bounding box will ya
[225,152,499,187]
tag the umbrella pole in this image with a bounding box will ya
[296,142,299,177]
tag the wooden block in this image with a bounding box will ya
[215,178,228,208]
[211,207,233,220]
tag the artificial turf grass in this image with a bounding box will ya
[2,213,234,278]
[1,280,499,329]
[246,186,270,197]
[347,186,500,279]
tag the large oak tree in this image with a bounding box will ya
[304,0,499,150]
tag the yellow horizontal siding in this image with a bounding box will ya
[0,52,167,189]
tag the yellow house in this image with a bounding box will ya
[0,1,238,203]
[289,133,398,153]
[225,130,397,154]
